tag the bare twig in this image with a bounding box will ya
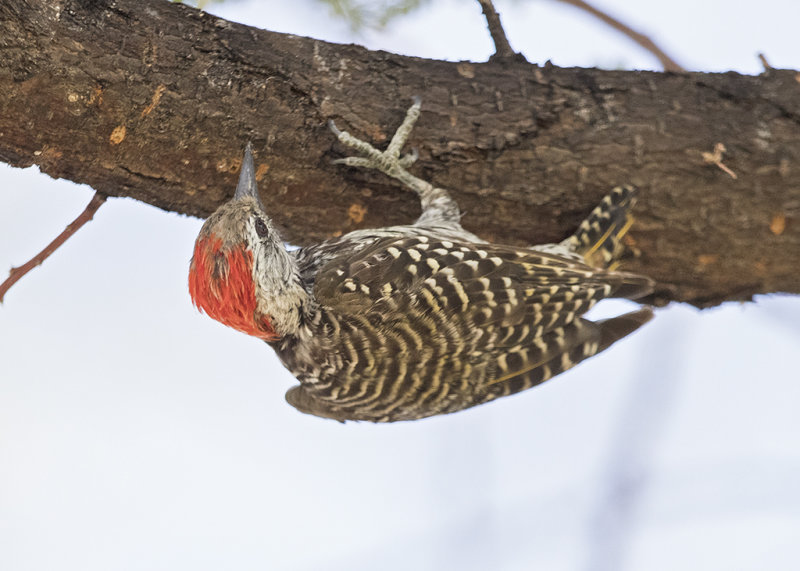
[555,0,685,72]
[476,0,519,60]
[701,142,738,179]
[757,53,773,71]
[0,192,107,303]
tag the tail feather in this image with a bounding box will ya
[596,307,654,352]
[564,184,638,269]
[611,271,655,301]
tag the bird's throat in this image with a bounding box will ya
[189,236,278,341]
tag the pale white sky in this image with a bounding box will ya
[1,1,799,570]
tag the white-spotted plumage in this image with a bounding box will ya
[189,99,654,422]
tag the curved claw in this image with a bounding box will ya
[333,157,373,168]
[328,119,343,137]
[399,148,419,168]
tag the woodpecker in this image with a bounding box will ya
[189,98,654,422]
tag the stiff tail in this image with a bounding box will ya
[596,307,654,352]
[563,184,638,269]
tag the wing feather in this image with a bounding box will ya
[299,234,652,421]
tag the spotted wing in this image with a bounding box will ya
[293,234,653,422]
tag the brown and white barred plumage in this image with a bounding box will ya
[189,98,654,422]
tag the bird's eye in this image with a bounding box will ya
[255,218,269,238]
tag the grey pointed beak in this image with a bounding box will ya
[233,142,264,208]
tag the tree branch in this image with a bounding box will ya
[476,0,521,61]
[1,0,798,307]
[555,0,685,72]
[0,193,106,303]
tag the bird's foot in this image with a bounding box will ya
[329,96,422,181]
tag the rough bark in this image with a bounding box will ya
[1,0,798,307]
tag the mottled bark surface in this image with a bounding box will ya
[1,0,798,306]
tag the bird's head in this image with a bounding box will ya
[188,144,306,341]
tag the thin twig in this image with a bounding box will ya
[555,0,685,72]
[0,192,107,303]
[476,0,518,60]
[701,142,738,179]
